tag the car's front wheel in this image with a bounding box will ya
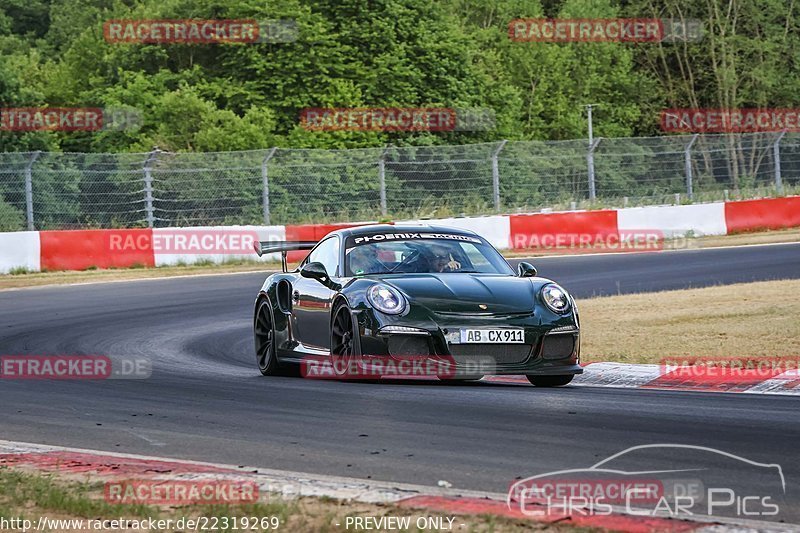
[254,300,280,376]
[330,304,361,378]
[526,374,574,387]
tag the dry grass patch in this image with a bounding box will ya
[691,227,800,248]
[0,262,281,290]
[579,279,800,364]
[0,468,590,532]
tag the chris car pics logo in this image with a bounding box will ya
[508,444,784,519]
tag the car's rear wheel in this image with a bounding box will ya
[254,300,280,376]
[331,304,360,377]
[526,374,574,387]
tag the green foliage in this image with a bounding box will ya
[0,0,797,226]
[0,196,24,230]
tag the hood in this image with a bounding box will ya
[385,273,536,315]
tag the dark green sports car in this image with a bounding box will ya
[253,224,582,386]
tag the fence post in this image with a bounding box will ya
[774,130,787,195]
[262,148,277,225]
[685,134,699,200]
[587,138,601,200]
[24,151,41,231]
[378,145,391,217]
[143,149,159,228]
[491,140,508,212]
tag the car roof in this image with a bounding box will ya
[332,223,481,239]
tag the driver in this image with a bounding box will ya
[348,245,385,275]
[430,244,461,272]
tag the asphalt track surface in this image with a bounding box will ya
[1,242,799,524]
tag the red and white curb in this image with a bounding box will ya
[0,440,794,532]
[483,362,800,395]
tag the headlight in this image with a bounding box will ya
[367,284,406,315]
[541,283,571,313]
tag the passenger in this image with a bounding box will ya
[348,246,385,275]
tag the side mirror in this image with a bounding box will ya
[517,262,537,278]
[300,262,341,290]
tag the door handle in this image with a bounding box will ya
[292,290,300,303]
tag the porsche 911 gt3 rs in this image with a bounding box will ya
[253,224,581,386]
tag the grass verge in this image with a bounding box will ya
[0,468,583,532]
[0,260,282,290]
[579,279,800,364]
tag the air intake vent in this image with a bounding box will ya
[541,335,575,360]
[449,344,532,364]
[387,336,431,357]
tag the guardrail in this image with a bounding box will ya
[1,133,799,231]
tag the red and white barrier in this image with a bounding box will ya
[617,202,727,237]
[39,229,155,271]
[398,216,510,249]
[724,196,800,233]
[152,225,285,266]
[0,231,40,274]
[284,222,365,262]
[1,196,798,273]
[509,210,618,249]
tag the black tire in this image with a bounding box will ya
[526,374,574,387]
[330,304,361,378]
[254,299,281,376]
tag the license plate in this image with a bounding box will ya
[455,328,525,344]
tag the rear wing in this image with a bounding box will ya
[253,240,317,272]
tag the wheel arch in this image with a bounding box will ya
[331,293,352,315]
[329,293,365,361]
[254,289,275,323]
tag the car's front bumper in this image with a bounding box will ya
[357,311,582,376]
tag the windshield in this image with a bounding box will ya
[344,233,513,276]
